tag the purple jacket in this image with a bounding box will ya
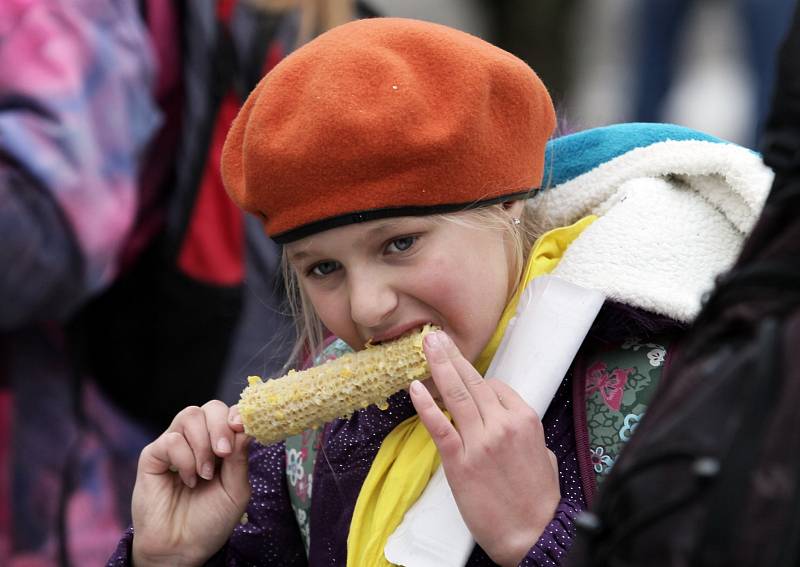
[109,375,584,566]
[108,308,680,566]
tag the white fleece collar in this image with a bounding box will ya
[531,134,774,322]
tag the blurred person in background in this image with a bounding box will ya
[631,0,795,148]
[566,5,800,564]
[482,0,579,111]
[0,1,161,564]
[0,0,371,564]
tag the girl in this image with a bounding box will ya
[109,17,772,567]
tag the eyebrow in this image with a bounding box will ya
[364,219,405,237]
[288,249,311,262]
[287,219,411,263]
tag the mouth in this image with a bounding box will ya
[369,321,434,346]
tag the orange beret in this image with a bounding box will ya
[222,17,556,243]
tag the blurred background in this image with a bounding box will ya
[0,0,793,565]
[373,0,794,148]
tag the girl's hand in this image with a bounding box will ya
[409,330,561,567]
[130,401,251,567]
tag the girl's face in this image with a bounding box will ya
[286,205,522,362]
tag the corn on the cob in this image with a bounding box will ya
[238,325,437,445]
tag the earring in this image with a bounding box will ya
[512,217,521,226]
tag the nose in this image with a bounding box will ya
[347,269,398,331]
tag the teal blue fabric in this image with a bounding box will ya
[542,123,728,189]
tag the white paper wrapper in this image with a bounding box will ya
[384,275,605,567]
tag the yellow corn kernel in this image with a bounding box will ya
[238,325,437,445]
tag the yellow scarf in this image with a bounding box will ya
[346,216,596,567]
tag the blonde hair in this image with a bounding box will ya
[280,201,541,367]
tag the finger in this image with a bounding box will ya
[487,381,547,448]
[202,400,236,457]
[423,331,483,438]
[486,379,535,414]
[420,377,442,403]
[172,405,216,481]
[437,332,503,418]
[140,432,198,488]
[409,380,462,459]
[219,431,252,507]
[228,404,245,433]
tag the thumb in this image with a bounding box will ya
[220,431,251,506]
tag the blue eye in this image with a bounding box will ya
[310,260,340,277]
[386,236,416,253]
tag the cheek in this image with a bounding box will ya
[415,254,465,308]
[417,254,499,344]
[432,245,511,354]
[303,287,358,345]
[427,248,507,305]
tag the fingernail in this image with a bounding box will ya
[424,332,441,349]
[201,462,214,480]
[185,475,197,488]
[409,380,424,395]
[230,413,243,425]
[217,438,232,454]
[438,331,452,346]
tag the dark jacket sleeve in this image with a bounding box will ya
[0,169,85,328]
[758,1,800,201]
[519,500,582,566]
[735,0,800,269]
